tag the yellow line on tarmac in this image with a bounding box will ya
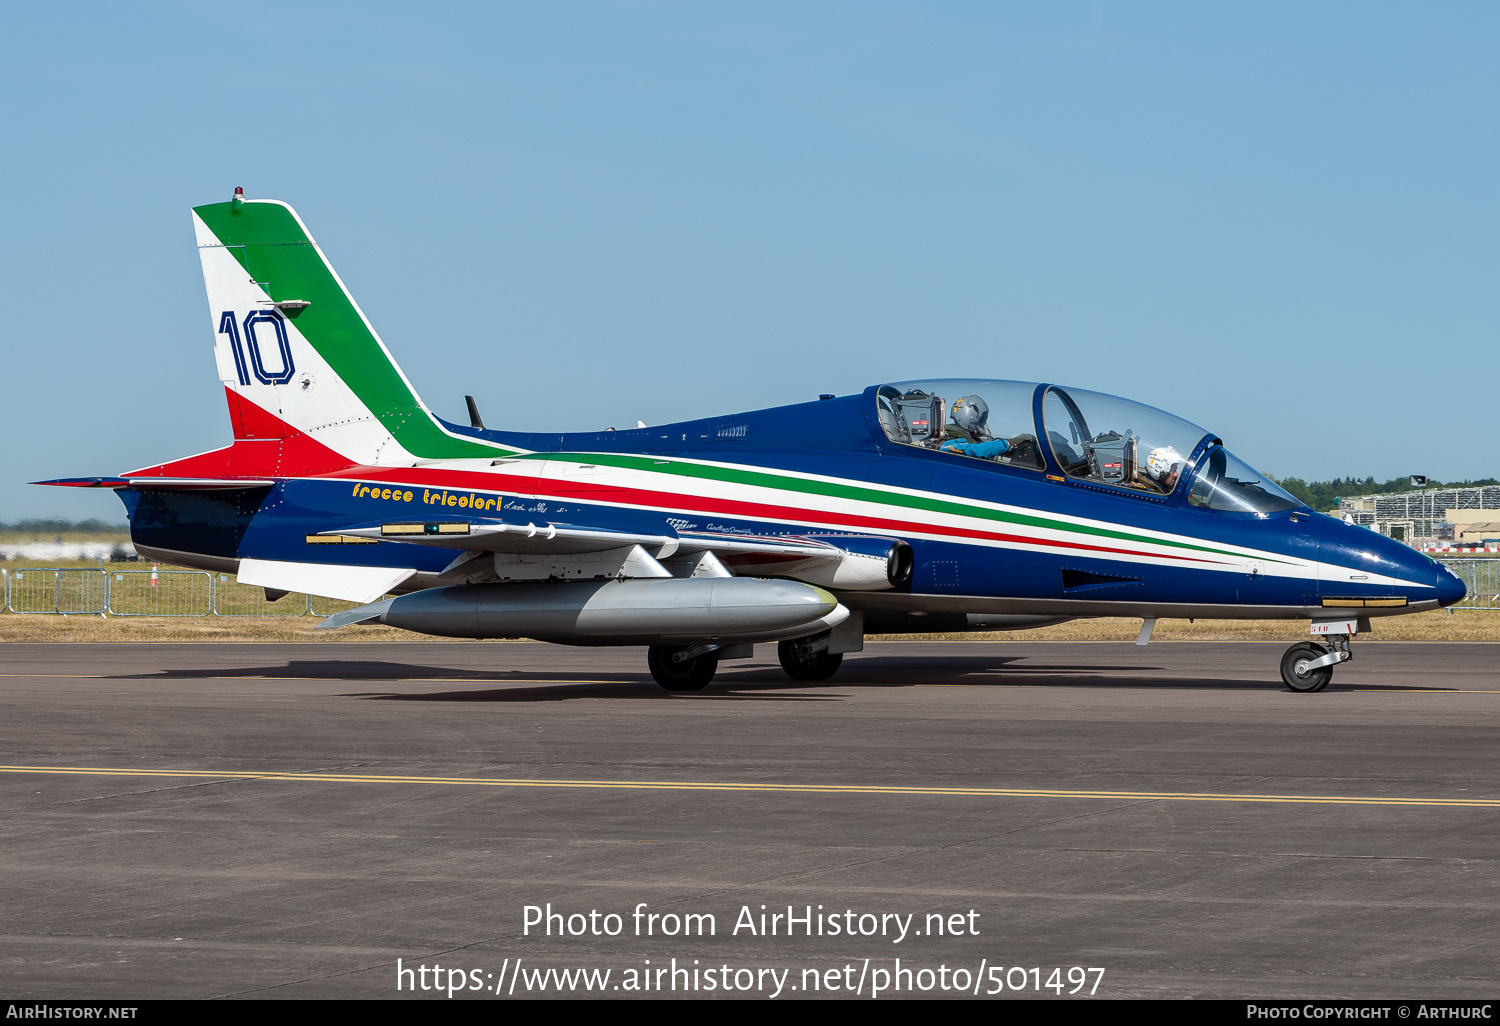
[201,677,641,685]
[1,765,1497,808]
[920,684,1500,693]
[0,674,638,684]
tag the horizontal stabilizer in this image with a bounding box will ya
[317,598,394,629]
[38,472,278,492]
[125,477,276,490]
[236,558,415,603]
[30,477,131,489]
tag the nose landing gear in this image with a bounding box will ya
[1279,631,1353,693]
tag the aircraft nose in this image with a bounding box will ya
[1435,561,1468,608]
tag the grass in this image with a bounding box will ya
[876,609,1500,643]
[0,609,1494,644]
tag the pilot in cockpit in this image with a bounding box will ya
[938,396,1037,463]
[1144,446,1186,493]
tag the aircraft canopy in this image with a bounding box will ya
[876,379,1303,514]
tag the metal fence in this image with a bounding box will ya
[210,573,314,617]
[1439,559,1500,611]
[108,569,214,617]
[307,595,365,616]
[9,568,110,615]
[0,567,384,617]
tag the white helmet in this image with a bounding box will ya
[1146,446,1184,486]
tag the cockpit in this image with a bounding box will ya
[876,379,1305,514]
[877,380,1045,471]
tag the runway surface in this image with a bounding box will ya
[2,640,1498,1000]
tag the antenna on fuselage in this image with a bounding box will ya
[465,396,484,430]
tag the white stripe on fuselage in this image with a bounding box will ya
[327,456,1434,592]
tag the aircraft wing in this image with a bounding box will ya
[320,517,899,590]
[322,518,844,561]
[237,559,415,604]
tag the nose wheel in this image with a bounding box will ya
[1280,642,1333,692]
[1280,632,1352,693]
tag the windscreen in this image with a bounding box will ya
[1187,448,1304,513]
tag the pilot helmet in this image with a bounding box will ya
[951,395,991,440]
[1146,446,1185,488]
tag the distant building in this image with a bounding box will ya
[1456,521,1500,545]
[1335,485,1500,548]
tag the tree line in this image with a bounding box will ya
[0,518,128,534]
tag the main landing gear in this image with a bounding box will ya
[778,631,843,681]
[1279,632,1353,693]
[647,630,848,690]
[647,645,719,691]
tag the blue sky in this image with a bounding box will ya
[2,2,1495,521]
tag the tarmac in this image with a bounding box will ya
[2,639,1498,1000]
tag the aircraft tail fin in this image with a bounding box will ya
[192,190,503,463]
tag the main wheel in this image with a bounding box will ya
[778,639,844,681]
[1280,641,1333,693]
[647,645,718,691]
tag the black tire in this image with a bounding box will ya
[648,645,718,691]
[1280,641,1333,693]
[777,639,844,681]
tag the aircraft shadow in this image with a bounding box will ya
[342,675,1447,703]
[345,681,842,703]
[109,654,1143,682]
[109,655,1458,697]
[107,660,640,683]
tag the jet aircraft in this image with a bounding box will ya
[39,191,1467,692]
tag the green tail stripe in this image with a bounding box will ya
[519,452,1284,563]
[195,200,510,458]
